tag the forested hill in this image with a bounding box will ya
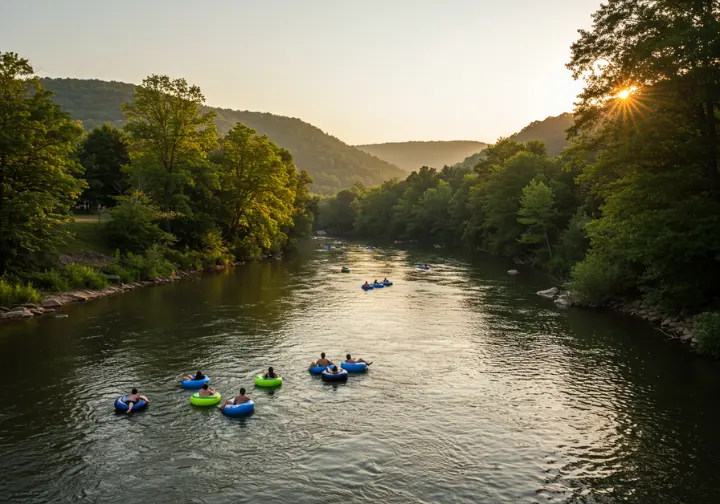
[355,141,488,172]
[452,113,574,169]
[40,78,403,194]
[510,113,573,156]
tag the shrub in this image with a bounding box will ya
[62,264,109,290]
[29,269,71,292]
[568,252,633,305]
[693,312,720,358]
[0,279,41,306]
[104,192,175,253]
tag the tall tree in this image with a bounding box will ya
[567,0,720,310]
[0,52,85,274]
[216,124,295,258]
[79,124,130,207]
[568,0,720,193]
[517,180,557,259]
[122,75,218,215]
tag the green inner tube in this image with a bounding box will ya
[190,392,221,406]
[254,375,283,387]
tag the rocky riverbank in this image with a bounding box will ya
[536,287,696,345]
[0,267,228,321]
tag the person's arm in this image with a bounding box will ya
[140,395,149,402]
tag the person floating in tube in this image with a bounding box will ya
[125,388,150,415]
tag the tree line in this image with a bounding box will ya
[0,52,317,304]
[319,0,720,354]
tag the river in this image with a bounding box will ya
[1,243,719,503]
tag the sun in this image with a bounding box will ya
[615,86,637,100]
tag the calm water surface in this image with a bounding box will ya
[1,243,719,503]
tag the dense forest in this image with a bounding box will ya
[41,78,403,194]
[355,141,488,172]
[1,54,317,307]
[319,0,720,355]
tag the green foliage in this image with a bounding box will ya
[322,142,581,265]
[30,265,108,291]
[215,124,295,257]
[79,124,130,206]
[517,180,557,260]
[28,269,71,292]
[123,75,219,215]
[61,264,108,290]
[566,0,720,313]
[0,52,86,275]
[693,312,720,358]
[549,209,590,274]
[41,77,404,195]
[0,278,41,306]
[120,244,175,281]
[568,252,632,306]
[104,192,175,253]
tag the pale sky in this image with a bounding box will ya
[0,0,601,145]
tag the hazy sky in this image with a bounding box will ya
[1,0,601,145]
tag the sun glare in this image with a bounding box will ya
[615,86,637,100]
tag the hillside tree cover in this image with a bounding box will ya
[41,78,403,194]
[0,53,317,305]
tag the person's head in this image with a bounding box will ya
[131,388,138,394]
[240,387,246,395]
[268,366,274,374]
[330,365,337,371]
[321,352,325,358]
[202,383,209,390]
[346,353,351,360]
[195,370,202,378]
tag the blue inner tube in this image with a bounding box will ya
[383,281,393,286]
[361,285,374,290]
[322,369,348,381]
[341,361,368,373]
[418,265,430,270]
[114,395,148,412]
[180,376,210,388]
[309,365,328,375]
[222,400,255,417]
[373,283,384,288]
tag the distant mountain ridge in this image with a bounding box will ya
[453,113,574,169]
[40,78,404,194]
[510,112,573,156]
[355,140,488,172]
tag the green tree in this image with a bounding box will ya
[79,124,130,207]
[568,0,720,193]
[215,124,295,258]
[122,75,218,215]
[567,0,720,311]
[517,180,557,259]
[0,52,85,274]
[104,191,175,253]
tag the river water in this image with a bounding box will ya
[1,243,719,503]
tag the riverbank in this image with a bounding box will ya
[535,286,697,346]
[0,266,231,321]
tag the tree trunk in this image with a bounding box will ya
[544,229,553,259]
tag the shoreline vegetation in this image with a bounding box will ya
[0,52,317,320]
